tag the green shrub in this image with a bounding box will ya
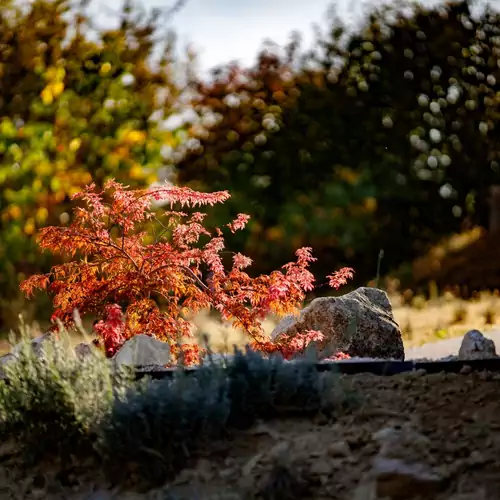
[0,321,133,463]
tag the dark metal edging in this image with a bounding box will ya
[134,357,500,380]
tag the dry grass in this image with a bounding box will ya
[1,290,498,357]
[392,290,500,347]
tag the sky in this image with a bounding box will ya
[69,0,493,74]
[93,0,488,74]
[170,0,336,70]
[93,0,369,74]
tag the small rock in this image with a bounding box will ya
[112,334,171,367]
[327,440,351,457]
[372,456,444,499]
[460,364,472,375]
[9,331,56,357]
[373,422,433,463]
[309,460,333,477]
[458,330,497,360]
[467,450,487,466]
[478,370,494,381]
[359,422,445,499]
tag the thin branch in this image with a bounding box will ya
[153,215,172,241]
[151,263,210,293]
[87,237,142,273]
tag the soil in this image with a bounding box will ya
[2,370,500,499]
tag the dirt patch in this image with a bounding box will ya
[3,370,500,499]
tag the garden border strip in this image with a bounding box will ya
[134,357,500,380]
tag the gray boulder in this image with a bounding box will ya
[271,287,404,360]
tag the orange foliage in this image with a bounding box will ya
[20,179,354,364]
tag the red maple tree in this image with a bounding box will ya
[20,179,354,364]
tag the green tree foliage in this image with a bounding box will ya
[175,0,500,283]
[0,0,186,323]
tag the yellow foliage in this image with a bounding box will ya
[35,207,48,224]
[125,130,147,145]
[68,186,81,197]
[50,177,61,192]
[106,153,120,169]
[100,62,112,76]
[35,161,52,176]
[54,191,65,202]
[45,66,65,82]
[363,197,378,213]
[8,205,22,220]
[51,81,64,97]
[24,218,35,235]
[266,226,285,241]
[146,173,157,185]
[129,164,144,180]
[337,167,361,185]
[81,172,92,184]
[45,66,57,81]
[32,180,42,193]
[40,87,53,105]
[4,189,15,202]
[69,138,81,152]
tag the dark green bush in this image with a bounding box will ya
[98,366,231,486]
[226,347,347,427]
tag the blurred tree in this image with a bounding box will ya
[175,0,500,284]
[0,0,188,328]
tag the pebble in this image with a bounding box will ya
[327,440,351,457]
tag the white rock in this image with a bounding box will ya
[458,330,497,360]
[112,334,171,367]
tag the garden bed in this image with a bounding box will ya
[2,368,500,499]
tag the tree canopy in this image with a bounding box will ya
[0,0,188,326]
[175,0,500,285]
